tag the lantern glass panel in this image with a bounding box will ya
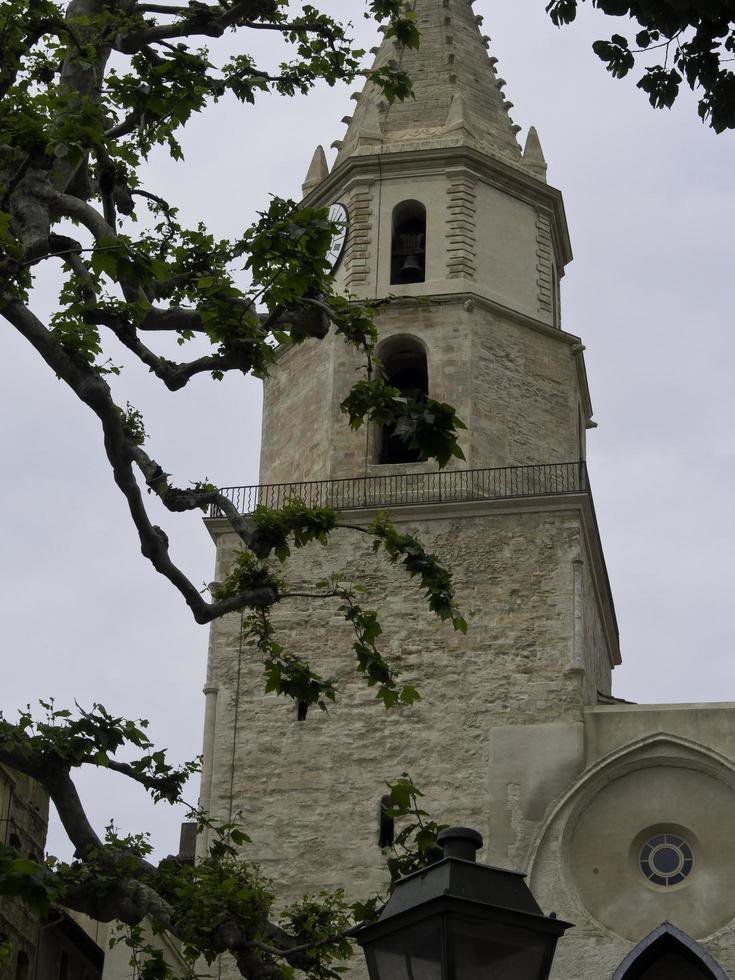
[450,916,552,980]
[371,919,443,980]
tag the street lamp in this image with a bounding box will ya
[356,827,571,980]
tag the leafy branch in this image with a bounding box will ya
[379,774,447,889]
[212,502,466,710]
[0,701,443,980]
[546,0,735,130]
[369,514,468,633]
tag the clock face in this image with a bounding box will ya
[326,202,349,270]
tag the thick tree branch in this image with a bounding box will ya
[62,876,178,929]
[2,722,331,975]
[82,307,255,390]
[0,298,276,624]
[66,249,98,305]
[115,2,331,53]
[140,307,204,331]
[0,734,103,859]
[50,191,117,243]
[44,768,106,859]
[83,306,206,334]
[135,3,190,13]
[105,107,145,141]
[51,0,132,194]
[90,760,184,802]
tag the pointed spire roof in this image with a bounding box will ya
[522,126,548,182]
[302,145,330,196]
[333,0,536,172]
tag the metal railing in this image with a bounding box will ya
[208,461,590,517]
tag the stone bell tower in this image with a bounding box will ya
[259,0,584,486]
[199,0,619,967]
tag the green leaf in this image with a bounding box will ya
[90,241,121,279]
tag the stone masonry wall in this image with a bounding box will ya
[528,707,735,979]
[200,503,610,979]
[0,769,48,980]
[472,183,540,321]
[482,540,613,881]
[581,556,612,702]
[470,307,581,468]
[258,300,584,485]
[258,331,337,485]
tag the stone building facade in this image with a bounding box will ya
[0,766,48,980]
[199,2,735,977]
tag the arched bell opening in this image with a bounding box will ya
[612,923,728,980]
[378,794,394,848]
[377,336,429,465]
[390,200,426,285]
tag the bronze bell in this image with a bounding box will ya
[399,253,424,282]
[391,415,415,443]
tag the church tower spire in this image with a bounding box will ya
[260,2,577,487]
[335,0,525,169]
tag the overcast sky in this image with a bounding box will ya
[2,0,733,861]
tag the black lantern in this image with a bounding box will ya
[356,827,572,980]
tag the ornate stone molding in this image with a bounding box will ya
[536,208,554,319]
[570,559,585,673]
[446,169,477,279]
[344,181,374,293]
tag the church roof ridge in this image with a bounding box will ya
[333,0,538,175]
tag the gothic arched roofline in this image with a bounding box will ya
[610,920,729,980]
[526,730,735,879]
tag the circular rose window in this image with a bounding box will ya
[639,833,694,887]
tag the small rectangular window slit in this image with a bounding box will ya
[379,794,395,848]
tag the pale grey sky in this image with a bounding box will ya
[2,0,733,861]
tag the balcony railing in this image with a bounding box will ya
[208,461,590,517]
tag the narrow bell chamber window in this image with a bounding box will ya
[379,337,429,465]
[378,794,394,848]
[390,200,426,284]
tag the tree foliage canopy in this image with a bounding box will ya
[0,701,446,980]
[549,0,735,130]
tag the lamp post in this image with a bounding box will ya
[356,827,571,980]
